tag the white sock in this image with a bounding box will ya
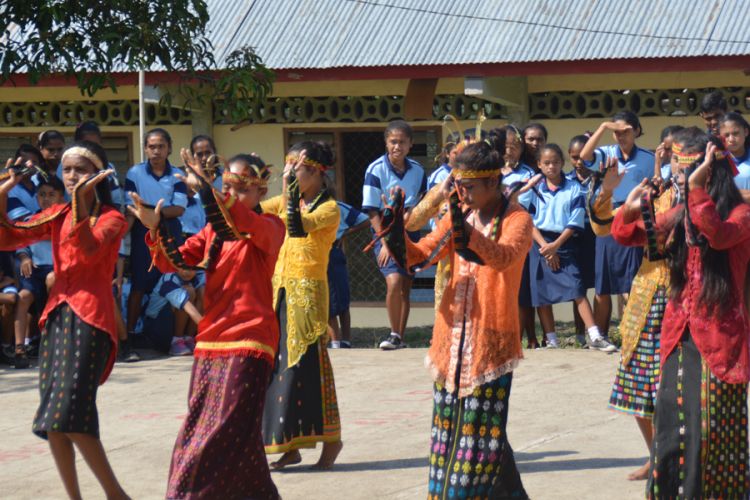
[24,338,32,346]
[545,332,558,345]
[390,332,401,339]
[330,340,341,348]
[587,326,603,342]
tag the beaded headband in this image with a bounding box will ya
[222,163,271,188]
[452,168,502,180]
[285,154,329,172]
[61,147,103,170]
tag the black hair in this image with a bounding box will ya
[700,90,728,114]
[74,121,101,142]
[143,128,172,148]
[660,125,685,142]
[288,141,335,169]
[384,120,413,141]
[719,112,750,152]
[539,143,564,163]
[14,143,44,166]
[37,175,65,194]
[668,128,743,314]
[568,134,589,151]
[435,137,458,167]
[62,141,114,207]
[227,153,270,184]
[190,134,217,154]
[38,130,65,148]
[455,141,502,176]
[523,123,548,141]
[612,111,643,137]
[487,127,508,159]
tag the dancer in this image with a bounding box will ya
[262,141,343,470]
[623,128,750,497]
[0,141,128,499]
[129,150,284,499]
[589,155,675,480]
[401,140,534,499]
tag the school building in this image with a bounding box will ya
[3,0,750,301]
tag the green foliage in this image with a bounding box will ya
[1,0,273,121]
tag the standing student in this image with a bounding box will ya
[328,201,370,349]
[402,141,533,499]
[527,144,614,351]
[580,111,654,338]
[123,128,187,362]
[37,130,65,177]
[654,125,684,181]
[0,141,129,499]
[189,134,223,191]
[362,120,426,350]
[13,177,65,369]
[522,122,548,169]
[718,112,750,190]
[699,90,727,136]
[589,159,677,481]
[130,151,284,499]
[262,141,343,470]
[7,144,44,222]
[624,128,750,498]
[567,135,597,346]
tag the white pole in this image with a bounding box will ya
[138,69,145,163]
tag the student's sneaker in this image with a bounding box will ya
[340,341,352,349]
[379,334,405,350]
[545,340,560,349]
[14,346,30,369]
[25,342,40,358]
[329,341,341,349]
[589,337,617,353]
[117,339,141,363]
[169,338,192,357]
[184,336,196,353]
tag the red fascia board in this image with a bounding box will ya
[4,55,750,88]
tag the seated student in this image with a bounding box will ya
[527,144,615,352]
[328,200,370,349]
[0,253,18,365]
[13,177,65,368]
[142,269,204,356]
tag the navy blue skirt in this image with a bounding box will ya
[130,219,183,293]
[328,245,350,317]
[518,255,533,308]
[576,223,597,290]
[530,231,585,307]
[594,234,643,295]
[372,229,421,277]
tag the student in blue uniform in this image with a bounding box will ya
[0,253,19,366]
[362,120,426,350]
[123,128,187,362]
[13,177,65,369]
[655,125,684,181]
[491,126,538,347]
[718,112,750,191]
[580,111,654,338]
[522,122,548,169]
[567,135,597,346]
[527,144,615,351]
[189,134,223,192]
[699,90,727,136]
[7,144,44,222]
[37,130,65,178]
[328,201,370,349]
[142,270,204,356]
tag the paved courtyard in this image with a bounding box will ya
[1,348,647,499]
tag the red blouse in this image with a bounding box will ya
[0,204,127,383]
[146,195,285,365]
[613,189,750,383]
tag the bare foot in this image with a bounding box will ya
[311,441,343,470]
[270,450,302,470]
[627,460,650,481]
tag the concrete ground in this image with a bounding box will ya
[0,347,648,499]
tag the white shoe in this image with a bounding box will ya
[169,338,192,356]
[589,337,617,353]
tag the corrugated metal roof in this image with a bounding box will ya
[204,0,750,70]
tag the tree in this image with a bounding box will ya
[0,0,274,122]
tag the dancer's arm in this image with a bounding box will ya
[466,209,533,272]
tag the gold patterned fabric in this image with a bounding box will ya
[261,195,339,367]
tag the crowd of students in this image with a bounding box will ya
[3,88,750,498]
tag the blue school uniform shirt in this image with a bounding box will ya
[361,154,426,212]
[56,162,125,207]
[7,182,39,221]
[502,162,536,187]
[660,163,672,181]
[17,241,53,267]
[527,175,585,233]
[428,164,452,190]
[565,170,592,224]
[180,193,207,236]
[124,161,188,208]
[584,144,654,204]
[733,151,750,190]
[335,201,369,241]
[145,272,205,319]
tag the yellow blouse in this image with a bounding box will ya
[261,194,340,367]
